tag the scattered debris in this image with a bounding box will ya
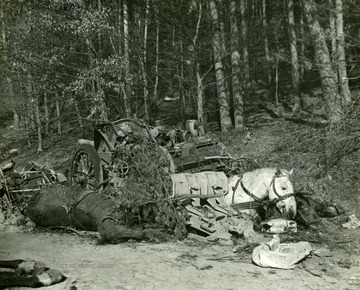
[252,235,312,269]
[261,218,297,234]
[0,160,67,211]
[342,214,360,229]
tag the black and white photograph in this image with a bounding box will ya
[0,0,359,289]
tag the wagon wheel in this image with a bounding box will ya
[69,144,103,190]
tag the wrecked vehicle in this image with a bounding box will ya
[0,161,67,211]
[60,118,259,240]
[2,118,343,243]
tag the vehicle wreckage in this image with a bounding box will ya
[64,118,256,241]
[0,118,343,243]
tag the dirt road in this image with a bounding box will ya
[1,225,359,290]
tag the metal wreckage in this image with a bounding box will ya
[0,118,342,243]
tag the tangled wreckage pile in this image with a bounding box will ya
[0,119,345,252]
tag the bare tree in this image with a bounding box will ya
[335,0,351,105]
[55,91,62,135]
[230,0,245,130]
[240,0,250,87]
[140,0,150,121]
[329,0,337,59]
[192,1,205,136]
[299,4,305,79]
[1,5,19,130]
[209,0,232,132]
[302,0,343,123]
[27,73,43,152]
[262,0,272,85]
[287,0,301,112]
[152,4,160,120]
[123,0,131,117]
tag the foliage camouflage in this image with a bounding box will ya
[102,138,188,239]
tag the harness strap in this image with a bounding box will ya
[269,175,295,204]
[230,178,265,210]
[240,180,265,204]
[230,174,295,211]
[270,193,295,204]
[231,177,242,204]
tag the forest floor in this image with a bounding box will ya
[1,112,360,290]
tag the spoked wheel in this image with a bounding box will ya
[69,144,103,190]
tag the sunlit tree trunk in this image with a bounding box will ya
[262,0,271,85]
[335,0,351,105]
[123,0,131,117]
[217,0,231,99]
[152,4,160,120]
[230,0,244,130]
[117,0,123,56]
[287,0,301,112]
[193,2,205,136]
[140,0,150,121]
[329,0,337,59]
[302,0,343,123]
[209,0,232,132]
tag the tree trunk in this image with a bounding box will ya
[117,0,123,56]
[27,74,43,153]
[55,92,62,135]
[335,0,351,105]
[97,0,102,55]
[193,2,205,136]
[152,4,160,120]
[217,0,231,100]
[141,0,150,121]
[287,0,301,112]
[302,0,343,123]
[230,0,245,130]
[329,0,337,60]
[209,0,232,132]
[179,39,186,123]
[43,94,49,135]
[262,0,272,85]
[123,0,131,117]
[6,77,19,130]
[299,6,305,79]
[1,6,19,130]
[240,0,250,88]
[70,91,83,130]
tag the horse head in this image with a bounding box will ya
[268,168,296,219]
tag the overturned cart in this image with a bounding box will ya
[169,171,252,239]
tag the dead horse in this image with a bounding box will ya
[0,259,65,289]
[25,184,146,244]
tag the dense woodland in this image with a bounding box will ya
[0,0,359,152]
